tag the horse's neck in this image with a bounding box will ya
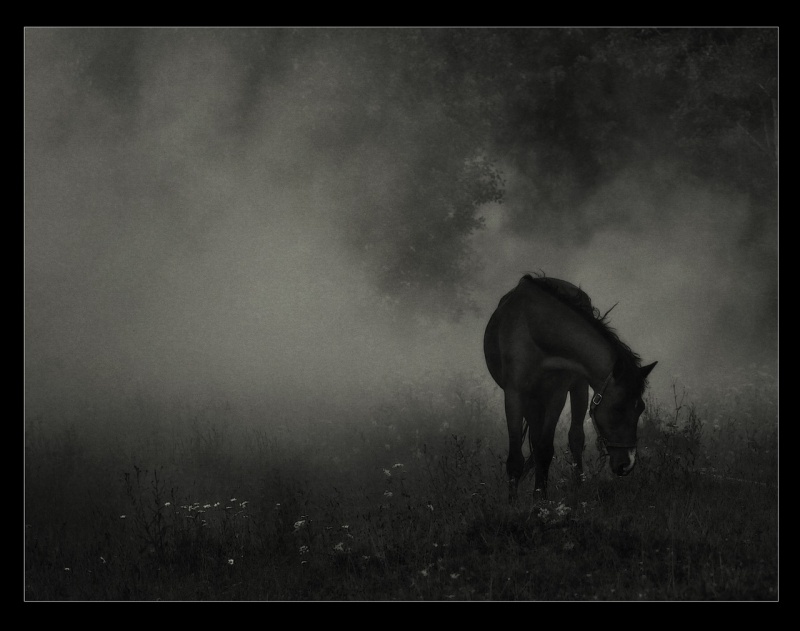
[558,330,615,389]
[527,287,615,386]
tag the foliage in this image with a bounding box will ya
[29,28,777,320]
[25,370,777,600]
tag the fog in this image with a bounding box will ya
[25,28,778,430]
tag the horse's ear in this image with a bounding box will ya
[640,361,658,380]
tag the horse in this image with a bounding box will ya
[483,274,657,500]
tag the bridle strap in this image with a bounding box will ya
[589,370,638,450]
[589,370,613,416]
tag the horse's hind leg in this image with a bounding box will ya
[522,393,543,483]
[503,388,526,502]
[568,380,589,483]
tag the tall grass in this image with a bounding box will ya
[25,369,777,600]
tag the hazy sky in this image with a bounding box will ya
[25,28,778,422]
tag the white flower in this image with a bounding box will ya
[538,508,550,519]
[294,519,307,530]
[426,503,434,511]
[299,545,309,555]
[120,515,126,519]
[420,569,429,576]
[228,558,234,565]
[164,502,171,507]
[450,573,460,579]
[555,502,571,516]
[392,463,404,469]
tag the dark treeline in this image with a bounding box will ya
[27,27,777,344]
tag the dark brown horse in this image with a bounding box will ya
[484,274,657,500]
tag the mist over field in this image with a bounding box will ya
[25,27,777,432]
[24,27,779,602]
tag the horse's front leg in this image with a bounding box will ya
[568,380,589,484]
[531,388,567,499]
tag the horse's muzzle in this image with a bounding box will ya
[612,448,637,476]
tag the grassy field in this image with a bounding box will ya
[24,368,778,601]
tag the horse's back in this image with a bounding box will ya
[484,275,594,390]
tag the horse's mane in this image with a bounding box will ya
[520,273,647,395]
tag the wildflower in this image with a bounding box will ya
[228,559,234,565]
[450,573,460,579]
[383,490,393,498]
[100,556,106,564]
[230,498,237,502]
[555,502,571,517]
[426,503,434,511]
[420,569,429,576]
[293,520,307,531]
[120,515,126,519]
[334,542,345,552]
[164,502,171,507]
[341,524,349,530]
[581,501,588,508]
[538,507,550,519]
[240,501,248,507]
[64,567,70,571]
[383,469,392,477]
[392,463,404,469]
[203,504,211,509]
[299,545,309,555]
[214,502,220,507]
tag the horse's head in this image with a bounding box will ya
[591,361,658,476]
